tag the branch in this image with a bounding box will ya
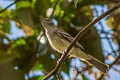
[78,66,93,74]
[55,72,62,80]
[49,0,60,18]
[42,2,120,80]
[73,66,92,80]
[0,0,19,14]
[98,55,120,80]
[29,40,39,71]
[29,32,44,71]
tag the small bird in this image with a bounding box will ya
[41,18,109,73]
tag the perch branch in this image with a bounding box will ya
[0,0,19,13]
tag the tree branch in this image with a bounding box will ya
[55,72,62,80]
[98,55,120,80]
[49,0,60,18]
[78,66,93,74]
[0,0,19,14]
[72,66,92,80]
[42,2,120,80]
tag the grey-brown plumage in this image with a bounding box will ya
[41,18,109,73]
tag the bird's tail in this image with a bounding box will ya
[86,55,109,73]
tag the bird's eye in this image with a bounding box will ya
[43,18,54,26]
[45,19,51,22]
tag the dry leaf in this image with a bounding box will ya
[22,25,34,36]
[88,67,93,74]
[94,72,98,80]
[15,22,34,36]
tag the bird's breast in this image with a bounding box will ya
[46,32,69,53]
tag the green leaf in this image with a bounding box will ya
[34,63,46,72]
[0,21,10,33]
[0,10,11,33]
[50,0,55,3]
[38,76,45,80]
[10,10,17,19]
[12,39,26,48]
[17,7,34,27]
[16,1,31,10]
[34,0,50,16]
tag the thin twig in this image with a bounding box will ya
[73,66,92,80]
[56,72,62,80]
[98,55,120,80]
[49,0,60,18]
[78,66,93,74]
[0,0,19,13]
[72,67,79,80]
[29,32,44,71]
[42,2,120,80]
[29,40,39,71]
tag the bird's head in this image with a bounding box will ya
[41,18,55,30]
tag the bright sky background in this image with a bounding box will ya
[0,0,120,80]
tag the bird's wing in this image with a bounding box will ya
[55,28,85,50]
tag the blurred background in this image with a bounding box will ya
[0,0,120,80]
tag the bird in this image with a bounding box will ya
[41,18,109,73]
